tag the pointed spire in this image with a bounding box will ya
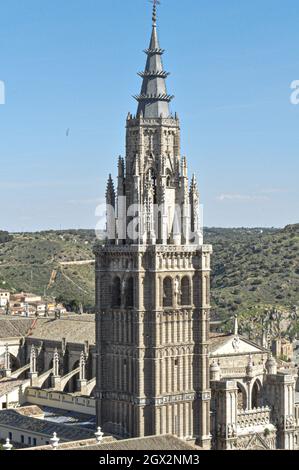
[79,351,86,381]
[30,345,37,374]
[4,344,11,372]
[134,2,174,118]
[181,157,188,178]
[118,156,124,178]
[53,348,60,377]
[190,174,198,192]
[106,174,116,208]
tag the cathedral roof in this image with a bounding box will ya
[75,434,197,451]
[0,409,94,442]
[0,317,32,339]
[0,315,96,345]
[134,3,174,118]
[27,315,95,345]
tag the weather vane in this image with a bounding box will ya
[149,0,161,26]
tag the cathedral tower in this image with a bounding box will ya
[94,3,212,448]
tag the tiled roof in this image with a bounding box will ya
[0,409,95,441]
[26,435,196,451]
[209,333,232,352]
[0,318,32,339]
[28,315,95,345]
[0,315,95,345]
[76,435,196,451]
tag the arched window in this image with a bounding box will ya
[237,383,247,411]
[181,276,191,305]
[163,277,173,308]
[125,277,134,308]
[166,169,172,188]
[112,277,121,308]
[251,380,262,409]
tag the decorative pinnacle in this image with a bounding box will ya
[150,0,160,26]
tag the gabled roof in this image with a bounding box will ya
[210,333,266,356]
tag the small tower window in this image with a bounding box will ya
[125,277,134,308]
[163,277,173,308]
[181,277,191,306]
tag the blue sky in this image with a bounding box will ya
[0,0,298,232]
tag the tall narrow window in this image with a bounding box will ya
[181,276,191,305]
[125,277,134,308]
[237,384,247,411]
[112,277,121,308]
[251,381,262,409]
[163,277,173,307]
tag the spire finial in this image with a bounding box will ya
[150,0,160,27]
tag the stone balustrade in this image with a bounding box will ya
[237,407,271,430]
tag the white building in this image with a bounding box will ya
[0,289,10,307]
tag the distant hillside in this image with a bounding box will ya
[0,226,298,321]
[207,226,299,325]
[0,230,96,309]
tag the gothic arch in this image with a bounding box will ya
[166,168,172,188]
[251,378,263,409]
[112,276,121,308]
[163,277,173,307]
[181,276,191,306]
[237,382,247,411]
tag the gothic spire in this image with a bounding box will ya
[134,2,174,118]
[106,174,116,208]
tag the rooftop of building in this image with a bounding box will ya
[0,317,32,339]
[25,434,197,451]
[27,315,95,345]
[15,405,44,418]
[0,314,95,345]
[209,332,267,355]
[0,378,25,396]
[0,409,95,442]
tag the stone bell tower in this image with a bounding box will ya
[94,3,212,448]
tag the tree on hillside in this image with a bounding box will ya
[0,231,12,244]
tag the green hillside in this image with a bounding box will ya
[208,225,299,326]
[0,230,96,309]
[0,226,298,322]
